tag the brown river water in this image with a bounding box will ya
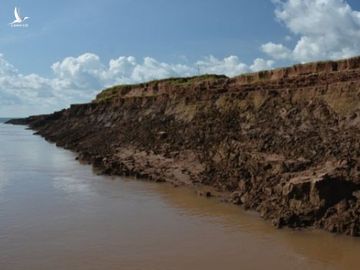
[1,122,360,270]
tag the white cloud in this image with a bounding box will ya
[195,55,274,76]
[250,58,275,72]
[0,53,273,116]
[122,57,196,84]
[52,53,105,89]
[261,42,292,60]
[263,0,360,62]
[196,55,249,77]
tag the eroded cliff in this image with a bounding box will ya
[8,57,360,236]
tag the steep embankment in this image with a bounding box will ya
[8,57,360,236]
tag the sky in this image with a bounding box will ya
[1,0,360,116]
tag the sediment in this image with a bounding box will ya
[7,56,360,236]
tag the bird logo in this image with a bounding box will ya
[10,7,30,26]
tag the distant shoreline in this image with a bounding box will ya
[0,118,11,123]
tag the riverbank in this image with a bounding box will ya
[7,56,360,236]
[3,123,360,270]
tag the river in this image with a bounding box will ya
[0,122,359,270]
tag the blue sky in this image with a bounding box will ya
[1,0,360,116]
[1,0,284,75]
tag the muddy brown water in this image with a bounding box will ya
[0,123,360,270]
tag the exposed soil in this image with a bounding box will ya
[8,57,360,236]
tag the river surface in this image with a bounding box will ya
[0,122,360,270]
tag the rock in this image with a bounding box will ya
[197,190,213,198]
[240,194,250,205]
[238,180,250,193]
[230,191,243,205]
[158,131,168,139]
[353,190,360,199]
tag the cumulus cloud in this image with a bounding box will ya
[195,55,274,76]
[0,53,273,116]
[196,56,248,76]
[52,53,105,89]
[261,42,292,60]
[51,54,274,88]
[250,58,275,72]
[263,0,360,62]
[112,56,196,84]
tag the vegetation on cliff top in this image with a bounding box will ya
[95,74,227,102]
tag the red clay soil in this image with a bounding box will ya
[8,56,360,236]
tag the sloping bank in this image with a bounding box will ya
[8,57,360,236]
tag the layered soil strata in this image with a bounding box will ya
[8,57,360,236]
